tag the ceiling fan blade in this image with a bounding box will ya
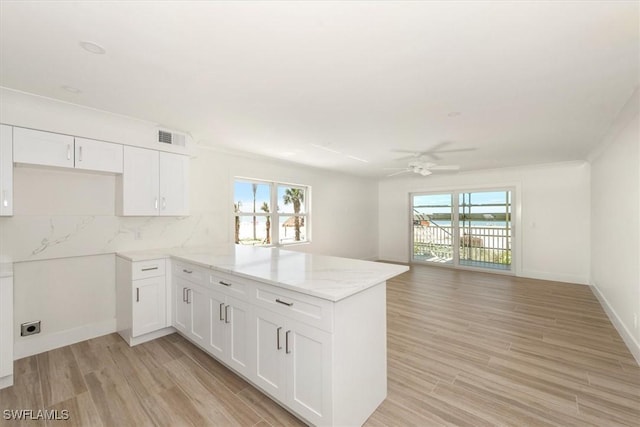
[430,165,460,171]
[433,148,476,155]
[387,170,411,177]
[382,167,409,170]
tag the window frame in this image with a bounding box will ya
[233,178,311,247]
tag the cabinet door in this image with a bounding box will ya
[121,146,159,215]
[75,137,123,173]
[132,276,166,337]
[0,125,13,216]
[286,322,332,425]
[254,308,287,401]
[0,276,13,379]
[173,277,190,333]
[205,290,226,360]
[225,296,252,376]
[13,127,74,168]
[159,152,189,216]
[188,285,208,347]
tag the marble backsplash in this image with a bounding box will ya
[0,213,227,262]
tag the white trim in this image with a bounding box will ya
[118,326,175,347]
[14,318,116,359]
[591,283,640,366]
[0,374,13,390]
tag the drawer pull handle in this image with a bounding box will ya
[224,305,230,323]
[277,326,282,350]
[285,330,291,354]
[136,287,140,302]
[182,287,187,302]
[276,298,293,307]
[141,266,158,271]
[219,280,232,287]
[219,303,225,321]
[182,269,192,274]
[186,288,192,304]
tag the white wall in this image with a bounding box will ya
[378,161,591,284]
[0,88,378,355]
[589,87,640,361]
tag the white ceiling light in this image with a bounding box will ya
[79,41,106,54]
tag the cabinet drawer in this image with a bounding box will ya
[208,270,251,298]
[254,283,333,332]
[132,259,166,280]
[173,261,206,285]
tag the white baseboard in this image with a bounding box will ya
[0,374,13,390]
[14,318,117,360]
[591,284,640,365]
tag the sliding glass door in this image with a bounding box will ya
[412,189,513,271]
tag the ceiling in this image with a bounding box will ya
[1,1,638,177]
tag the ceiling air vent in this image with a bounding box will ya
[157,129,186,147]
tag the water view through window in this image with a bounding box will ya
[412,190,512,271]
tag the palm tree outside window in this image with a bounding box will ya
[233,179,310,246]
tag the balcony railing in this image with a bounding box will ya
[413,224,511,269]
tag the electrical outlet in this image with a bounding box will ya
[134,230,142,240]
[21,320,41,336]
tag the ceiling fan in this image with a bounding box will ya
[392,142,475,162]
[384,159,460,177]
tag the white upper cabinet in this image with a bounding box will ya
[13,127,74,168]
[13,128,123,174]
[120,146,160,216]
[159,151,189,216]
[120,146,189,216]
[0,125,13,216]
[74,137,123,173]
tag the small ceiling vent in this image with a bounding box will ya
[157,129,186,147]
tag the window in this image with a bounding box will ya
[234,179,310,246]
[411,188,513,271]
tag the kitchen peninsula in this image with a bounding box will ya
[116,245,409,426]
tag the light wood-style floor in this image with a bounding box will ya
[1,265,639,426]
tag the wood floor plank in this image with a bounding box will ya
[108,340,176,399]
[236,387,305,427]
[141,385,211,427]
[0,357,45,427]
[83,366,153,427]
[169,335,251,394]
[45,392,102,427]
[165,356,263,426]
[36,347,87,407]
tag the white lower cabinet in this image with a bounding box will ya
[116,257,172,346]
[173,273,253,378]
[0,274,14,390]
[254,307,331,425]
[131,275,167,337]
[170,259,388,426]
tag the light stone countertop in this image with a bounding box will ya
[117,246,409,301]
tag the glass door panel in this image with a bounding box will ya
[412,194,454,264]
[458,190,511,270]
